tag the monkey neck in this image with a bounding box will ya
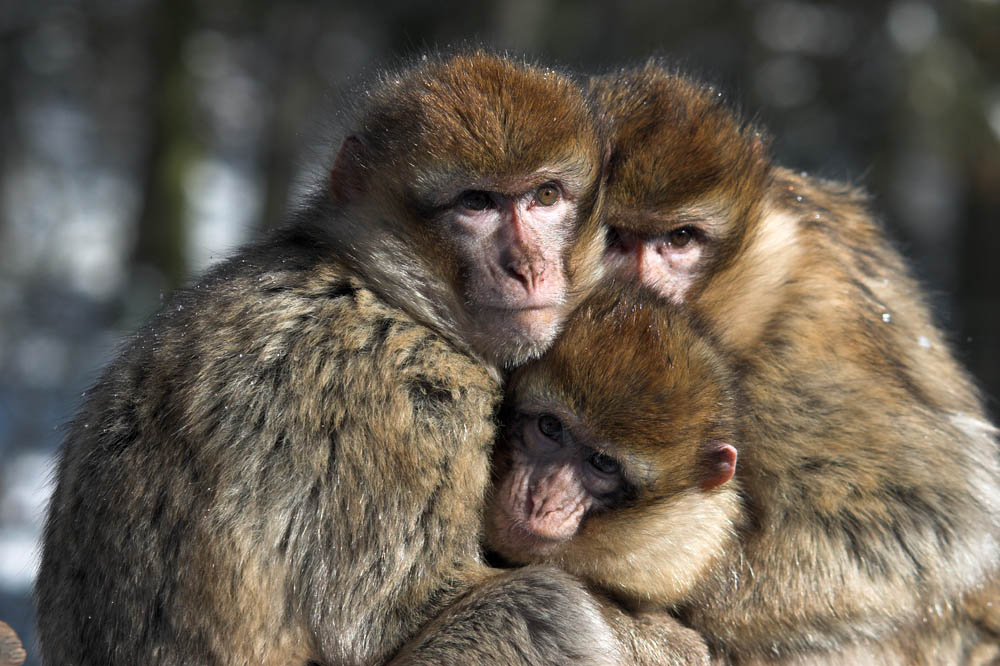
[302,197,501,376]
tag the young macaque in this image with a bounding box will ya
[36,52,624,666]
[587,61,1000,663]
[489,285,1000,665]
[488,286,741,611]
[487,285,735,665]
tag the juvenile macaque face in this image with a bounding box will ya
[486,287,743,607]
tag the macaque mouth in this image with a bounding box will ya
[486,303,559,312]
[475,302,565,329]
[476,295,564,312]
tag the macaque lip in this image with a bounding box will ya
[508,521,570,559]
[491,505,568,561]
[477,303,563,340]
[477,302,561,314]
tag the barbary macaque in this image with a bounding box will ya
[489,285,1000,665]
[583,61,1000,662]
[487,285,743,610]
[488,285,736,666]
[35,52,627,666]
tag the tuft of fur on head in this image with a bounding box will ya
[520,282,741,458]
[589,59,772,242]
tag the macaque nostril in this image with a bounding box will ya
[505,259,545,292]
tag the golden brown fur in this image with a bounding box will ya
[498,286,743,608]
[36,52,620,666]
[0,622,26,666]
[588,61,1000,663]
[487,286,738,665]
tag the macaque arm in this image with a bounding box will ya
[599,601,711,666]
[386,567,621,666]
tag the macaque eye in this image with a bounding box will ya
[668,226,696,248]
[459,190,493,211]
[534,183,560,206]
[588,452,621,475]
[537,414,563,440]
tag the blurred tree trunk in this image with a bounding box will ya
[257,11,320,232]
[0,24,16,241]
[0,621,25,666]
[955,1,1000,423]
[959,162,1000,423]
[133,0,200,290]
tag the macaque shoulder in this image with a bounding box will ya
[95,236,501,462]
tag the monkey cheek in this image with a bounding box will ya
[487,467,578,562]
[603,247,699,303]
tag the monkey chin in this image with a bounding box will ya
[486,500,570,565]
[473,305,566,367]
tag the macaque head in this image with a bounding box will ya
[326,51,606,366]
[486,286,743,608]
[589,63,786,350]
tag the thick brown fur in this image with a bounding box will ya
[589,61,1000,663]
[488,285,740,665]
[35,52,618,666]
[497,285,744,609]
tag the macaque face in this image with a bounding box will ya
[488,402,737,565]
[438,172,596,360]
[603,214,716,303]
[589,66,772,306]
[329,53,605,365]
[489,406,635,560]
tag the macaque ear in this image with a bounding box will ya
[700,440,737,491]
[329,134,369,206]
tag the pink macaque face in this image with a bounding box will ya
[328,104,604,367]
[488,410,628,561]
[603,224,708,304]
[486,406,737,564]
[448,181,581,358]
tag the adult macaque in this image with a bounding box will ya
[584,61,1000,662]
[488,286,1000,665]
[36,52,622,666]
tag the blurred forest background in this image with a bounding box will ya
[1,0,998,662]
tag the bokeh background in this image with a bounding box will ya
[1,1,998,662]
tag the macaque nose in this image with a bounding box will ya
[636,244,657,280]
[504,252,546,294]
